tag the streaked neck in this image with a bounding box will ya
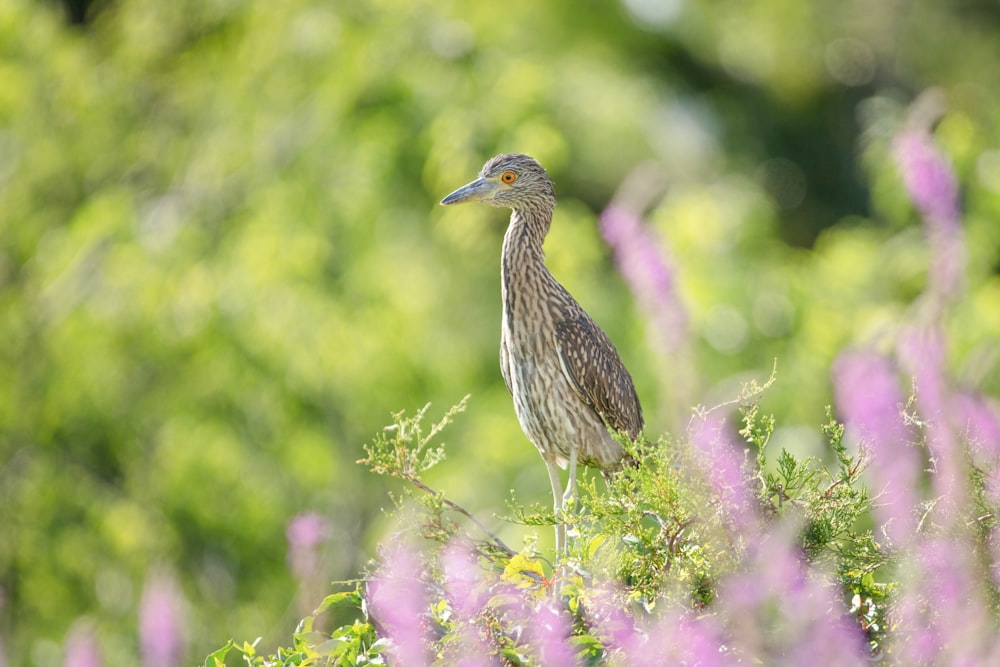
[503,207,552,255]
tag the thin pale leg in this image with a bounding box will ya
[562,447,578,513]
[545,459,566,558]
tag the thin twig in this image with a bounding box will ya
[402,472,517,557]
[688,358,779,427]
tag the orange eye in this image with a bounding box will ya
[500,171,517,184]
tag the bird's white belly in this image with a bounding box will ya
[504,336,585,468]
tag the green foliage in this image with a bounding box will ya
[749,404,874,563]
[744,402,891,654]
[204,590,386,666]
[211,394,895,665]
[2,0,998,664]
[360,400,465,481]
[579,435,725,608]
[358,397,516,557]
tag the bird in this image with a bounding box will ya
[440,153,644,557]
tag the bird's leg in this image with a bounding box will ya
[560,447,580,563]
[545,459,566,559]
[562,447,578,514]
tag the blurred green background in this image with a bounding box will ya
[2,0,999,664]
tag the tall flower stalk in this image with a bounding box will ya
[139,570,186,667]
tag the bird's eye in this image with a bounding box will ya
[500,171,517,184]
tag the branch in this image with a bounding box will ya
[400,471,516,557]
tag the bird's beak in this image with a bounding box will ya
[440,177,494,206]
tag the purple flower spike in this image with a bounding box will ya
[897,326,966,509]
[368,543,430,667]
[591,585,727,666]
[915,538,987,664]
[600,204,688,354]
[588,587,643,658]
[139,570,186,667]
[687,410,755,534]
[440,542,493,666]
[65,620,102,667]
[286,512,330,582]
[953,391,1000,463]
[662,615,732,667]
[893,129,960,229]
[832,349,919,545]
[832,349,905,443]
[602,605,729,667]
[528,602,576,667]
[892,127,965,301]
[441,542,482,618]
[718,528,868,665]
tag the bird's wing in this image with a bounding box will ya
[554,316,644,439]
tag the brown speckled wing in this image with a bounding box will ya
[554,316,644,439]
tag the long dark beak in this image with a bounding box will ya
[440,177,494,205]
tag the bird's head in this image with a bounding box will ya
[440,153,556,211]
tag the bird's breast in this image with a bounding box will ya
[501,309,617,468]
[499,246,626,469]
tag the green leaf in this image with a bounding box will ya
[203,641,233,667]
[587,533,608,558]
[240,638,260,657]
[315,590,363,615]
[500,648,528,665]
[296,631,329,647]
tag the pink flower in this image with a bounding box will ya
[832,349,919,545]
[893,129,960,229]
[65,620,102,667]
[286,512,330,582]
[687,409,756,535]
[440,541,483,618]
[368,542,430,667]
[897,326,965,508]
[440,542,492,666]
[724,533,866,665]
[600,204,688,354]
[528,602,575,667]
[139,570,186,667]
[952,391,1000,463]
[594,595,731,667]
[892,128,965,301]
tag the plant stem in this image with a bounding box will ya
[401,472,517,556]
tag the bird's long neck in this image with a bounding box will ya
[503,209,552,259]
[502,207,554,274]
[501,206,557,320]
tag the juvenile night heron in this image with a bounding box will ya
[441,153,644,556]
